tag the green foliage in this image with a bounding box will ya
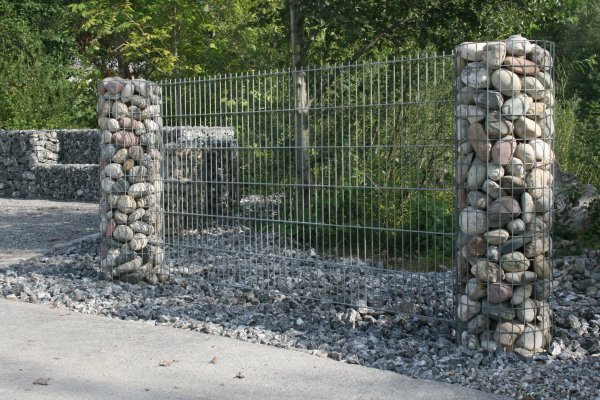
[0,0,94,129]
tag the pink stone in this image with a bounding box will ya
[105,80,124,95]
[491,136,517,165]
[502,56,539,76]
[113,131,139,147]
[487,283,514,304]
[488,196,521,227]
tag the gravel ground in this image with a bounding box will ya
[1,228,599,399]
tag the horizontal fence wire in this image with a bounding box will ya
[158,54,457,320]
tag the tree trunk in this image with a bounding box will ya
[289,1,313,201]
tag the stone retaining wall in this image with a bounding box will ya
[0,129,99,201]
[57,130,98,164]
[162,126,239,235]
[455,36,555,354]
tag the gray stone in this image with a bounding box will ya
[485,112,513,139]
[128,208,146,223]
[466,278,487,300]
[461,62,489,89]
[458,42,485,61]
[116,195,137,214]
[104,163,123,179]
[471,259,504,283]
[458,105,487,124]
[467,313,490,333]
[467,190,488,210]
[115,256,143,275]
[129,233,149,251]
[487,283,513,304]
[129,221,155,236]
[110,178,129,195]
[500,251,529,272]
[501,94,529,120]
[500,175,527,196]
[457,295,481,322]
[515,298,536,323]
[483,229,510,245]
[516,324,544,351]
[503,157,524,178]
[127,182,155,199]
[481,299,515,320]
[513,117,542,140]
[481,179,506,199]
[491,69,521,97]
[529,139,554,162]
[474,90,504,110]
[514,143,536,170]
[500,236,531,255]
[482,41,507,68]
[466,160,487,189]
[459,206,488,235]
[533,255,552,279]
[457,86,477,105]
[521,192,536,224]
[521,76,546,100]
[528,44,553,70]
[488,196,521,227]
[495,321,526,347]
[487,163,505,181]
[112,225,134,242]
[127,166,148,184]
[505,35,532,56]
[506,218,526,236]
[113,210,128,224]
[511,284,533,305]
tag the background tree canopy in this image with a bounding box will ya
[0,0,597,185]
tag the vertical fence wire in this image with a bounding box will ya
[159,55,456,320]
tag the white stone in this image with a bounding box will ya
[459,206,488,235]
[461,62,489,89]
[457,295,481,322]
[505,35,533,56]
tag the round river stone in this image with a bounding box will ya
[488,196,521,227]
[491,135,517,165]
[459,206,488,235]
[502,56,538,75]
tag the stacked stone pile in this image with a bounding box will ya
[0,130,100,201]
[455,36,555,353]
[98,77,165,284]
[162,126,239,234]
[0,130,58,197]
[57,130,99,164]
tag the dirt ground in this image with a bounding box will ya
[0,198,98,267]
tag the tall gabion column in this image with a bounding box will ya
[455,36,555,354]
[98,77,165,284]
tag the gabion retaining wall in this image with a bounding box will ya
[57,130,99,164]
[455,36,554,354]
[162,126,239,235]
[98,77,165,284]
[0,129,99,201]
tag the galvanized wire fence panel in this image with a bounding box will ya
[159,54,456,320]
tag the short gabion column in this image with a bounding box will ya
[98,77,165,284]
[455,36,555,353]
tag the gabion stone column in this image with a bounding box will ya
[98,77,165,284]
[455,36,554,354]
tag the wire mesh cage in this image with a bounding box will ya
[455,37,555,353]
